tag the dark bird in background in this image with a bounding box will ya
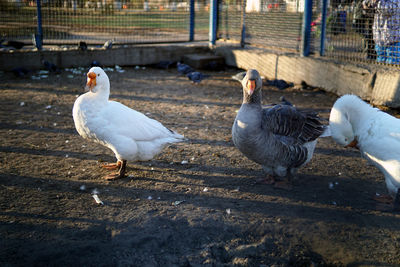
[78,41,88,51]
[0,40,26,49]
[231,71,247,82]
[187,71,209,83]
[154,60,176,69]
[177,62,194,75]
[103,39,114,50]
[263,96,294,110]
[42,60,61,73]
[265,79,294,90]
[12,67,30,77]
[90,60,102,68]
[278,96,292,106]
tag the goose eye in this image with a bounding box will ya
[97,73,100,77]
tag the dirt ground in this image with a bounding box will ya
[1,65,400,266]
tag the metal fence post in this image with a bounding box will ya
[209,0,218,45]
[319,0,328,56]
[189,0,195,41]
[240,0,247,48]
[35,0,43,50]
[300,0,312,56]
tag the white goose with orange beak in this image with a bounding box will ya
[329,94,400,210]
[72,67,185,180]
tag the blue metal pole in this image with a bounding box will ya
[301,0,312,56]
[209,0,217,45]
[319,0,328,56]
[189,0,195,41]
[36,0,43,50]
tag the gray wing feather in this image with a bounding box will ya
[262,104,325,144]
[262,104,325,168]
[273,136,308,168]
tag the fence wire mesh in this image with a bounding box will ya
[194,2,210,39]
[1,1,38,45]
[0,0,208,46]
[218,0,243,44]
[218,0,305,52]
[217,0,399,67]
[1,0,399,67]
[321,0,400,66]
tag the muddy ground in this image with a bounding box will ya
[1,65,400,266]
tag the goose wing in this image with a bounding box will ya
[262,104,325,144]
[100,100,182,142]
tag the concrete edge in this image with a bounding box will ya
[0,43,210,71]
[1,43,400,108]
[215,46,400,108]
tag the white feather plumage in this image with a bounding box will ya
[329,94,400,198]
[72,67,184,178]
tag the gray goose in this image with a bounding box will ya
[232,69,327,188]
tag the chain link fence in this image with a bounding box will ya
[323,0,400,66]
[217,0,399,67]
[0,0,209,46]
[1,0,399,67]
[218,0,304,52]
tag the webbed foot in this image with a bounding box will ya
[103,160,127,180]
[374,190,400,212]
[101,161,122,170]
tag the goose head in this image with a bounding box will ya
[329,105,357,148]
[85,67,110,96]
[241,69,263,103]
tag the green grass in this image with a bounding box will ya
[41,10,210,31]
[1,7,302,42]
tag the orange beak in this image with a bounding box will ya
[345,138,358,149]
[86,72,96,91]
[247,80,256,95]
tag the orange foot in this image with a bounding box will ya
[101,161,122,170]
[104,160,127,181]
[373,194,396,212]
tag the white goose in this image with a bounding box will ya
[72,67,185,180]
[329,94,400,210]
